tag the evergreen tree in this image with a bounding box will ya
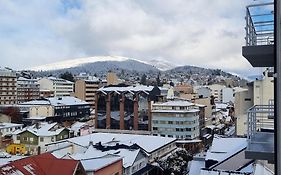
[60,71,74,82]
[140,74,147,85]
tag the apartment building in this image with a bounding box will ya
[152,100,200,139]
[0,68,17,105]
[74,79,100,109]
[38,77,73,97]
[17,77,40,103]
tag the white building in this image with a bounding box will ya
[0,123,23,136]
[221,87,234,103]
[0,68,17,105]
[152,100,200,139]
[207,84,226,103]
[38,77,74,97]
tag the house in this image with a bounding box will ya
[0,152,86,175]
[46,132,177,175]
[12,122,69,154]
[70,121,94,137]
[0,123,23,136]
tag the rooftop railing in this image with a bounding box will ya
[245,2,274,46]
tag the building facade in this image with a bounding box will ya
[95,85,161,131]
[0,68,17,105]
[152,100,200,139]
[38,77,74,97]
[17,77,40,104]
[74,79,100,109]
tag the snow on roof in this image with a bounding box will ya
[47,96,89,106]
[45,77,73,84]
[65,132,176,154]
[0,123,23,129]
[21,97,89,106]
[189,160,205,175]
[98,85,155,92]
[81,156,122,172]
[152,109,200,113]
[13,122,66,137]
[216,103,229,109]
[153,100,194,107]
[205,137,247,162]
[70,122,87,133]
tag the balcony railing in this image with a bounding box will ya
[246,104,274,161]
[245,2,274,46]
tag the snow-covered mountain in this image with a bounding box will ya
[30,56,175,72]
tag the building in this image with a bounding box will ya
[74,79,100,109]
[95,85,161,131]
[17,77,40,104]
[0,153,86,175]
[174,83,193,94]
[207,84,226,103]
[152,100,201,139]
[196,86,212,98]
[221,87,234,103]
[12,122,69,154]
[20,96,91,122]
[107,72,119,85]
[46,132,177,175]
[39,89,54,98]
[241,2,276,170]
[0,68,17,105]
[0,123,23,136]
[38,77,74,97]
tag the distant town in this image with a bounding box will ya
[0,1,276,175]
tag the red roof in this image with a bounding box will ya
[0,153,82,175]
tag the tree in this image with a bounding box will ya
[2,107,21,123]
[59,71,74,82]
[140,74,147,85]
[156,72,162,86]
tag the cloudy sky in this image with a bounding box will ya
[0,0,272,76]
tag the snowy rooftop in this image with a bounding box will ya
[153,100,194,107]
[13,122,67,137]
[205,137,247,162]
[98,85,155,93]
[0,123,23,129]
[80,156,122,172]
[152,109,200,113]
[44,77,73,84]
[21,96,89,106]
[55,132,176,154]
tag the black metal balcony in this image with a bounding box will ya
[245,105,274,163]
[242,3,274,67]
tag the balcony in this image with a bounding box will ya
[242,2,274,67]
[245,104,274,163]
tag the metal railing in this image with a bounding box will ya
[245,2,274,46]
[247,104,274,144]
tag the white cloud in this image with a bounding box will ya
[0,0,271,75]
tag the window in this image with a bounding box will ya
[30,138,34,142]
[168,121,173,124]
[40,137,44,142]
[16,136,20,140]
[23,137,28,141]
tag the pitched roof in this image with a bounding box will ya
[0,153,83,175]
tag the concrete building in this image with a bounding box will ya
[107,72,118,85]
[152,100,200,139]
[39,89,55,98]
[174,83,193,94]
[253,68,274,105]
[196,87,212,98]
[95,85,161,131]
[38,77,74,97]
[221,87,234,103]
[234,85,253,136]
[17,77,40,104]
[207,84,226,103]
[0,68,17,105]
[74,79,100,109]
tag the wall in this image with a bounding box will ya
[29,105,54,118]
[94,159,122,175]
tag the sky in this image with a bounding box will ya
[0,0,273,76]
